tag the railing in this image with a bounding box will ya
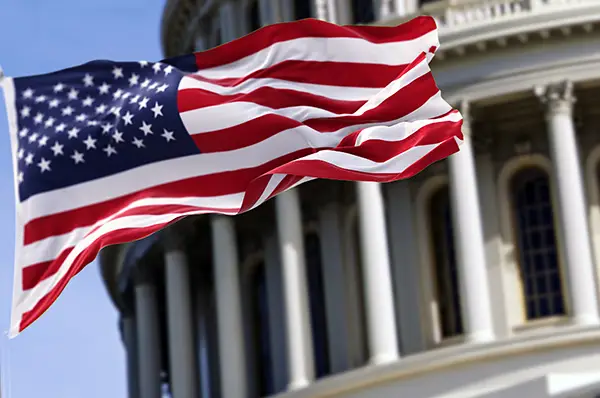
[407,0,600,33]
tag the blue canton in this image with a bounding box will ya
[12,59,201,202]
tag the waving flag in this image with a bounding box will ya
[1,16,462,337]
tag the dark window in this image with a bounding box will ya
[305,232,331,378]
[249,0,261,31]
[429,187,463,338]
[511,168,565,320]
[294,0,313,19]
[351,0,375,24]
[250,263,274,396]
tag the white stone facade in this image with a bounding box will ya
[100,1,600,397]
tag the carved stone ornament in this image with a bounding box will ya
[534,80,576,116]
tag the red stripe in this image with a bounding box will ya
[178,85,366,114]
[189,61,410,89]
[194,17,437,70]
[19,223,185,333]
[23,148,317,246]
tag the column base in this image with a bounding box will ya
[571,314,600,327]
[287,379,311,391]
[465,330,495,344]
[369,352,400,366]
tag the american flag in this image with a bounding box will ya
[1,16,462,337]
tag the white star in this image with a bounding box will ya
[55,123,67,133]
[139,60,149,67]
[110,106,121,116]
[44,117,55,128]
[33,113,44,124]
[53,82,66,93]
[48,98,60,108]
[101,123,113,134]
[71,151,85,164]
[17,148,24,159]
[17,171,24,184]
[83,74,94,87]
[38,135,49,147]
[22,88,34,99]
[82,96,95,107]
[19,128,28,137]
[20,107,31,118]
[25,153,34,165]
[35,95,47,103]
[156,84,169,93]
[95,104,107,114]
[67,127,80,139]
[87,120,99,126]
[151,102,163,118]
[130,95,140,104]
[62,106,74,116]
[112,67,124,79]
[67,88,79,100]
[148,82,159,90]
[28,132,39,143]
[83,135,97,149]
[132,137,145,148]
[98,82,111,95]
[121,92,131,100]
[122,111,134,125]
[140,79,151,88]
[112,130,124,143]
[139,121,153,136]
[129,73,139,86]
[37,157,51,173]
[75,113,87,122]
[103,144,117,157]
[162,129,175,142]
[163,65,173,76]
[50,141,64,156]
[138,97,149,109]
[113,89,124,99]
[152,63,162,74]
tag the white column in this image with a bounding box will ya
[211,216,248,398]
[355,181,400,365]
[275,189,315,390]
[535,81,600,326]
[134,266,162,398]
[163,228,197,398]
[394,0,406,16]
[447,102,495,343]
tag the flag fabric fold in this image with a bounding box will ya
[1,16,462,337]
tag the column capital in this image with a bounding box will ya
[534,80,576,116]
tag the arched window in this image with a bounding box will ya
[428,187,463,338]
[511,168,565,320]
[351,0,375,24]
[249,262,274,396]
[304,232,330,378]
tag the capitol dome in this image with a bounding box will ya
[100,1,600,397]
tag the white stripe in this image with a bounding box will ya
[355,110,462,145]
[285,140,450,174]
[2,77,26,339]
[180,54,431,134]
[179,76,381,101]
[195,32,439,80]
[21,193,245,266]
[20,90,453,223]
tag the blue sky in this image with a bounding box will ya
[0,1,165,396]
